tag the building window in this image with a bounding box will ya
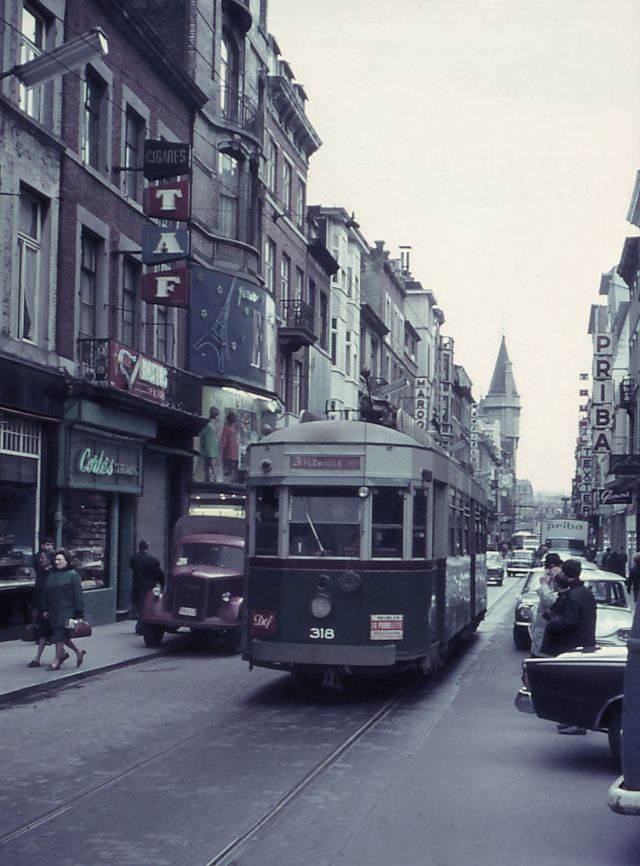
[121,257,140,346]
[218,151,239,237]
[123,106,145,202]
[266,137,277,193]
[295,179,306,228]
[79,231,101,365]
[17,188,43,342]
[82,69,107,171]
[264,238,276,293]
[331,317,338,365]
[282,158,292,214]
[154,305,173,364]
[345,330,356,379]
[308,279,316,321]
[319,291,328,350]
[280,253,291,303]
[295,267,304,302]
[19,3,47,121]
[292,360,303,415]
[220,29,240,122]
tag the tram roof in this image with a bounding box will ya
[260,420,418,447]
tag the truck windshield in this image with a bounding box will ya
[176,543,244,570]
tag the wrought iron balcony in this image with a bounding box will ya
[219,87,258,130]
[76,338,202,415]
[278,299,317,352]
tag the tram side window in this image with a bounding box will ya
[412,490,428,558]
[372,487,404,558]
[255,487,279,555]
[289,488,361,557]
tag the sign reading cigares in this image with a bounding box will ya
[143,141,191,181]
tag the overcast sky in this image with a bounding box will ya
[267,0,640,494]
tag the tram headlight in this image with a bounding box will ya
[261,459,272,473]
[310,594,332,618]
[358,486,369,498]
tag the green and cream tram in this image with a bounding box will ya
[243,419,487,680]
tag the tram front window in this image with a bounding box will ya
[372,487,404,557]
[255,487,279,555]
[289,488,361,557]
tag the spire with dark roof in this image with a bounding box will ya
[488,335,519,397]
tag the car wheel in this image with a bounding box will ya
[607,706,622,765]
[513,625,531,650]
[142,624,164,648]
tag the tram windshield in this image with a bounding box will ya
[289,488,361,557]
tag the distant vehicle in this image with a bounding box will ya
[540,518,588,557]
[139,514,245,651]
[511,531,538,552]
[506,549,533,578]
[515,645,626,762]
[512,568,632,651]
[486,551,505,585]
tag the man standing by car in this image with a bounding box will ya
[529,553,562,657]
[130,541,164,634]
[540,558,597,734]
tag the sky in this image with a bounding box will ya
[267,0,640,495]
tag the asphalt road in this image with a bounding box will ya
[1,580,639,866]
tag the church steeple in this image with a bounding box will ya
[479,336,521,469]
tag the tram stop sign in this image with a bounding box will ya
[143,140,190,180]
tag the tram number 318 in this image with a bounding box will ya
[309,627,335,640]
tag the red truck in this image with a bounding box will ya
[138,514,245,651]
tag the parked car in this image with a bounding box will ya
[486,551,506,585]
[515,645,626,762]
[139,515,245,651]
[506,549,533,577]
[608,604,640,814]
[513,568,632,651]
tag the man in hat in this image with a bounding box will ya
[130,541,164,634]
[529,552,563,657]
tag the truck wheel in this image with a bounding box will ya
[607,706,622,766]
[142,625,164,648]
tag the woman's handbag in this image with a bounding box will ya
[22,623,39,642]
[65,618,92,638]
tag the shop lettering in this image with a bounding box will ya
[145,147,188,165]
[79,448,115,476]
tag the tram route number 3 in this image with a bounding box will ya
[309,627,335,639]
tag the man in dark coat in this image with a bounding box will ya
[130,541,164,633]
[540,558,597,735]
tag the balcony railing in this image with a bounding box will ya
[219,87,258,130]
[76,338,201,415]
[277,299,316,352]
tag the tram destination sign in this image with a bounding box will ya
[289,455,361,471]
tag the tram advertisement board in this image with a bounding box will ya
[370,614,404,641]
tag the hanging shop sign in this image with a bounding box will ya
[67,428,142,493]
[141,226,190,265]
[143,140,190,180]
[609,454,640,476]
[140,265,189,307]
[143,180,190,220]
[598,488,633,506]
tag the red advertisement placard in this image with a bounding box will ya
[143,180,190,220]
[141,265,189,307]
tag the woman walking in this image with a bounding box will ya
[42,550,86,671]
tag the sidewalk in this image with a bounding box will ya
[0,621,167,703]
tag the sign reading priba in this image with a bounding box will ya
[143,140,190,180]
[289,455,362,471]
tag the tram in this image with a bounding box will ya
[242,418,488,680]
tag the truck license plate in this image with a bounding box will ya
[178,606,197,617]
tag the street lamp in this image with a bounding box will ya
[0,27,108,87]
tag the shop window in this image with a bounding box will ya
[61,492,109,589]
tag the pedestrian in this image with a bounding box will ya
[199,406,221,482]
[528,553,562,657]
[27,546,58,668]
[42,549,86,671]
[612,546,628,577]
[627,553,640,601]
[220,411,239,482]
[601,546,612,570]
[540,558,596,735]
[130,540,164,634]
